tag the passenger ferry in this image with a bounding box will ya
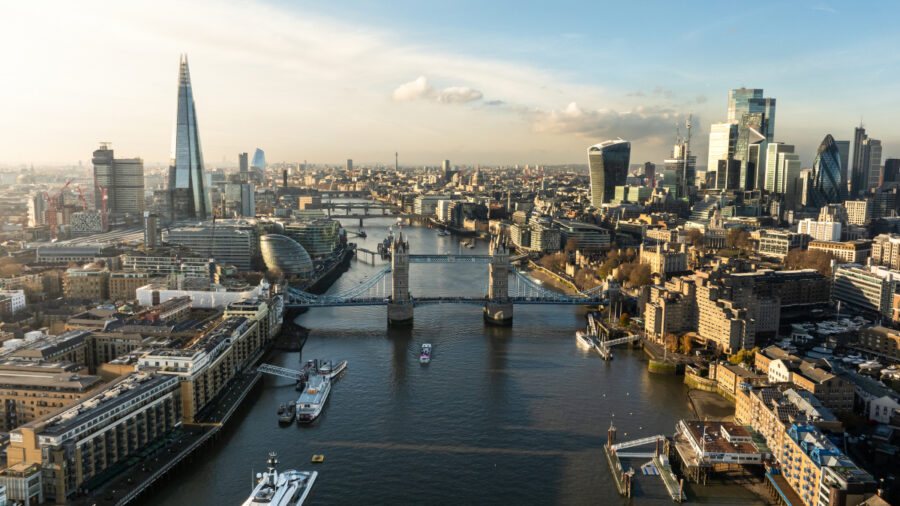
[420,343,432,364]
[243,452,316,506]
[296,373,332,424]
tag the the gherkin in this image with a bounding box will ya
[168,54,212,220]
[811,134,843,207]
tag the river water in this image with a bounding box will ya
[143,213,765,505]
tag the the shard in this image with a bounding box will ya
[168,54,211,220]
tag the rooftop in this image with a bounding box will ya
[32,372,177,439]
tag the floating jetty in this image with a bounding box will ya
[603,422,686,503]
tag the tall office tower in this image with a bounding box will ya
[250,148,266,171]
[780,151,803,210]
[798,169,814,207]
[143,212,161,248]
[395,152,399,172]
[727,88,775,188]
[810,135,843,207]
[883,158,900,184]
[727,88,776,140]
[238,152,249,182]
[850,125,868,196]
[864,138,882,190]
[224,183,255,217]
[168,54,211,220]
[587,140,630,206]
[664,141,696,200]
[643,162,656,186]
[442,160,451,171]
[92,143,145,214]
[764,143,797,194]
[734,113,766,190]
[715,159,741,190]
[707,122,738,183]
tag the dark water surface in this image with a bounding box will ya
[143,214,765,505]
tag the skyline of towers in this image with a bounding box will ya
[168,54,211,220]
[587,139,630,207]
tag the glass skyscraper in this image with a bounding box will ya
[251,148,266,171]
[168,54,211,220]
[811,135,843,207]
[865,138,882,190]
[707,122,737,170]
[850,125,868,197]
[727,88,776,141]
[587,140,630,207]
[734,113,766,190]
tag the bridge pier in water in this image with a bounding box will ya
[483,236,512,325]
[388,233,414,326]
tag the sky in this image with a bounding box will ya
[3,0,900,169]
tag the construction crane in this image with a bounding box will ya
[74,184,87,211]
[44,179,74,241]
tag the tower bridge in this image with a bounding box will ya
[283,235,620,325]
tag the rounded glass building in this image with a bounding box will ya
[260,234,313,277]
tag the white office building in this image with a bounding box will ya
[797,219,841,242]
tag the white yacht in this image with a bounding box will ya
[575,331,594,349]
[242,452,317,506]
[296,373,332,424]
[420,343,432,364]
[317,360,348,379]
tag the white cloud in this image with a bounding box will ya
[392,76,434,101]
[437,86,483,104]
[392,77,483,105]
[529,102,682,141]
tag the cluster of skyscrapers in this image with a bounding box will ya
[587,87,891,213]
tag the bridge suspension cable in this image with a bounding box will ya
[285,264,392,304]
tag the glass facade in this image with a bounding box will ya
[734,113,766,190]
[587,140,630,206]
[811,135,843,207]
[728,88,775,141]
[282,219,341,257]
[707,122,737,178]
[260,234,313,277]
[250,148,266,170]
[764,143,796,194]
[169,54,211,220]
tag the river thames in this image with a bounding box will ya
[142,215,766,505]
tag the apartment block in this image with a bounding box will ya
[63,265,109,301]
[138,316,261,423]
[6,373,182,502]
[0,360,101,431]
[870,233,900,270]
[856,326,900,362]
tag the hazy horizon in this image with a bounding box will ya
[4,0,900,168]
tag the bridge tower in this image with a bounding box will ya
[484,236,513,325]
[388,232,413,325]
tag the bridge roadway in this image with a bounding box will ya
[286,296,605,308]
